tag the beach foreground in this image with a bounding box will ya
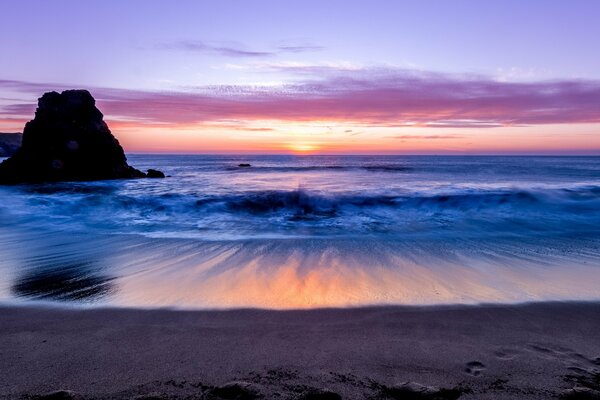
[1,303,599,399]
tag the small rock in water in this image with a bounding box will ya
[147,169,166,178]
[238,163,251,167]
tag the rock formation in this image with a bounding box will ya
[0,90,163,184]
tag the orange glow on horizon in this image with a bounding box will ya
[114,120,600,155]
[2,117,600,155]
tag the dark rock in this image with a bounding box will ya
[0,132,22,157]
[0,90,158,184]
[238,163,251,167]
[147,169,165,178]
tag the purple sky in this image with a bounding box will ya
[1,0,600,154]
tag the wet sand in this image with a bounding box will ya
[1,302,599,399]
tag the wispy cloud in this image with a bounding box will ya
[158,40,273,57]
[159,39,323,58]
[274,40,325,53]
[236,127,274,132]
[0,103,36,116]
[1,67,600,128]
[225,61,364,74]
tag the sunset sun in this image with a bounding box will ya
[288,142,318,153]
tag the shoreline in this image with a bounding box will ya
[4,227,600,310]
[2,297,600,312]
[1,301,599,399]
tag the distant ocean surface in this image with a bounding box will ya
[1,155,600,309]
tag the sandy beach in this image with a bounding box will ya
[1,302,599,399]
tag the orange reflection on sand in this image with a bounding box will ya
[113,239,600,309]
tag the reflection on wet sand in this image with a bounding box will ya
[114,237,600,309]
[2,226,600,309]
[12,262,113,301]
[0,227,117,304]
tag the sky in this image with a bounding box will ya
[1,0,600,154]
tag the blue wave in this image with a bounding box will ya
[2,154,600,240]
[190,187,600,216]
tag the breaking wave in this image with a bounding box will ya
[2,183,600,239]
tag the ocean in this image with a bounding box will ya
[1,155,599,308]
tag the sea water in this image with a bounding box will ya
[1,155,599,308]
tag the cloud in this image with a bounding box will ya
[159,40,323,58]
[237,61,363,74]
[159,40,273,57]
[0,103,36,116]
[1,67,600,128]
[274,40,324,53]
[240,127,274,131]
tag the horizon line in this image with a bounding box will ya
[124,152,600,157]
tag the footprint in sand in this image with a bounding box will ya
[494,348,521,361]
[464,361,486,377]
[528,344,555,356]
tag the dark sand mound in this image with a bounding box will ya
[0,90,162,184]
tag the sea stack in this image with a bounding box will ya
[0,90,163,184]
